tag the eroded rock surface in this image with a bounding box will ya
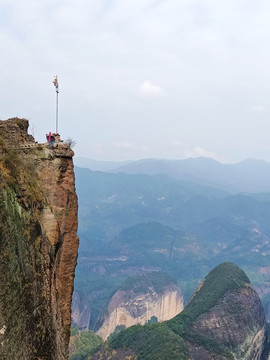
[98,284,184,340]
[0,118,79,359]
[189,284,266,360]
[101,263,268,360]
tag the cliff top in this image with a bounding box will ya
[0,117,74,157]
[0,118,35,145]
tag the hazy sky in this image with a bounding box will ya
[1,0,270,163]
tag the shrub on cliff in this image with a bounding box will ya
[69,330,102,360]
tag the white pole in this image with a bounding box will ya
[56,91,59,133]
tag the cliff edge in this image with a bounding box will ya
[0,118,79,359]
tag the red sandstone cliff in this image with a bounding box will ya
[0,118,79,359]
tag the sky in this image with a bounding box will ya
[1,0,270,163]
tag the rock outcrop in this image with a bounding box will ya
[0,118,79,359]
[169,262,267,360]
[100,263,268,360]
[97,283,184,340]
[187,286,266,359]
[71,291,92,331]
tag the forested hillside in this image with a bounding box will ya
[72,166,270,332]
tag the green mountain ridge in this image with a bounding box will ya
[106,263,267,360]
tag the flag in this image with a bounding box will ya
[52,76,59,93]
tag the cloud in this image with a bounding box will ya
[139,80,164,98]
[249,105,265,112]
[2,0,270,162]
[170,140,220,161]
[191,147,220,160]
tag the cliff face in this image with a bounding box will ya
[97,284,184,340]
[103,263,268,360]
[170,262,267,360]
[187,284,266,360]
[71,291,92,331]
[0,118,79,359]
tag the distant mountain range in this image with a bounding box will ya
[73,164,270,333]
[74,157,130,172]
[74,156,270,193]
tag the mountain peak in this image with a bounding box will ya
[104,263,267,360]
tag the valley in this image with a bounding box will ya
[71,160,270,346]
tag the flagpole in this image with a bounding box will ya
[53,75,59,134]
[56,90,59,133]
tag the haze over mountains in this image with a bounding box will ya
[1,118,269,359]
[72,156,270,340]
[74,156,270,193]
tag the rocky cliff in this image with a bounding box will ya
[98,263,268,360]
[169,262,267,360]
[0,118,79,359]
[71,291,92,331]
[97,281,184,340]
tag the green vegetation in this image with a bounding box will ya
[0,185,30,359]
[263,323,270,359]
[262,293,270,321]
[71,326,80,336]
[107,263,248,360]
[110,323,190,360]
[0,184,56,358]
[74,166,270,333]
[120,272,177,295]
[167,263,249,358]
[74,270,178,331]
[107,325,126,340]
[74,270,123,330]
[168,262,250,333]
[0,132,56,358]
[147,316,158,324]
[69,330,102,360]
[0,134,42,204]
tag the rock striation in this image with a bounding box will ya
[100,263,269,360]
[71,291,92,332]
[168,262,267,360]
[97,283,184,340]
[0,118,79,359]
[185,286,266,359]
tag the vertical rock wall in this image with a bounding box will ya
[97,286,184,340]
[0,118,79,359]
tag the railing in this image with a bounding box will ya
[9,142,40,150]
